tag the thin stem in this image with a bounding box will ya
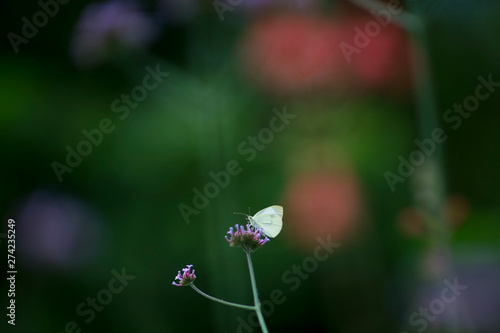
[245,251,269,333]
[190,284,255,311]
[345,0,456,331]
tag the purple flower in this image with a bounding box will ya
[225,224,269,252]
[70,0,159,68]
[172,265,196,286]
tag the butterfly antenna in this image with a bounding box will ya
[233,212,247,216]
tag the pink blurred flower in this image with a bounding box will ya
[238,8,411,98]
[284,169,362,248]
[337,12,412,97]
[239,14,347,97]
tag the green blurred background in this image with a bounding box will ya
[1,0,500,332]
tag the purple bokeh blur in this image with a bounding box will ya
[16,189,103,272]
[70,0,160,68]
[241,0,318,11]
[404,248,500,333]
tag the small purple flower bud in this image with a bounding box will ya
[172,264,196,286]
[225,224,270,252]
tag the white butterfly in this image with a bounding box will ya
[236,205,283,238]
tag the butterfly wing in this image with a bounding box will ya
[254,205,283,218]
[252,206,284,238]
[253,214,283,238]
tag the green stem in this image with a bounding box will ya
[346,0,455,331]
[190,284,255,311]
[349,0,451,253]
[246,251,269,333]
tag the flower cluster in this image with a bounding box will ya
[172,264,196,286]
[225,224,270,252]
